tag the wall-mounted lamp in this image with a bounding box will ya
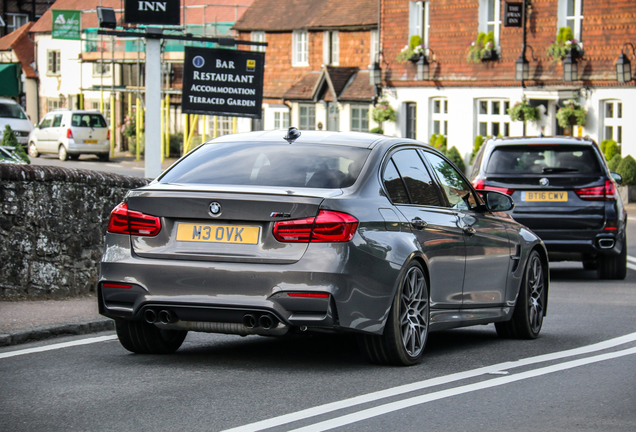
[562,49,578,82]
[369,61,382,87]
[616,43,635,83]
[417,49,435,81]
[515,53,529,82]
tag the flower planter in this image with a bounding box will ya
[409,53,422,63]
[481,49,498,61]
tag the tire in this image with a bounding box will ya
[582,259,597,271]
[69,154,80,161]
[115,319,187,354]
[98,152,110,162]
[496,250,546,339]
[359,262,429,366]
[597,239,627,280]
[58,145,68,161]
[28,142,39,158]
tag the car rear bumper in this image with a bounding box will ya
[67,141,109,154]
[98,233,400,335]
[536,229,624,258]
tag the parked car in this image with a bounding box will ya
[0,98,33,145]
[470,136,627,279]
[99,129,548,365]
[0,146,27,164]
[27,109,110,161]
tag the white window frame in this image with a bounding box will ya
[299,104,315,130]
[251,31,266,52]
[292,30,309,67]
[92,62,111,76]
[273,109,290,130]
[559,0,584,41]
[479,0,501,46]
[431,97,449,137]
[47,98,62,113]
[208,116,233,137]
[370,29,379,64]
[322,31,340,66]
[601,100,623,145]
[408,1,430,48]
[91,101,111,121]
[6,13,28,33]
[476,99,510,137]
[351,105,369,132]
[47,50,61,75]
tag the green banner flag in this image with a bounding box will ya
[52,10,81,40]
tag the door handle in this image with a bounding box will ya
[411,217,428,230]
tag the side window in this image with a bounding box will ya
[392,149,442,207]
[52,114,63,127]
[426,153,478,210]
[383,159,410,204]
[40,116,53,128]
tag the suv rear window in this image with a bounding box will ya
[71,114,107,128]
[486,145,602,174]
[159,142,370,188]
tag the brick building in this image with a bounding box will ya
[379,0,636,160]
[234,0,379,132]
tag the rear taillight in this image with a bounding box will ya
[287,293,330,298]
[574,180,616,201]
[107,129,111,140]
[107,202,161,236]
[273,210,358,243]
[66,128,73,139]
[473,179,515,196]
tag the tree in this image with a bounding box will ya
[1,125,29,164]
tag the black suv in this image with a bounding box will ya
[470,136,627,279]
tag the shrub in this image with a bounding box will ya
[616,155,636,185]
[446,146,466,173]
[434,134,447,154]
[608,154,622,172]
[1,125,29,164]
[470,135,485,164]
[128,135,144,156]
[369,127,384,134]
[600,139,619,161]
[169,133,183,157]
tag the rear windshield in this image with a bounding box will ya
[0,103,27,119]
[71,114,107,128]
[486,145,602,174]
[159,142,371,188]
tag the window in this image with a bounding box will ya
[431,98,449,136]
[390,149,442,206]
[425,153,478,210]
[93,63,111,76]
[71,114,107,128]
[47,50,61,75]
[52,114,63,127]
[299,104,315,130]
[370,30,379,64]
[323,31,339,65]
[602,100,623,145]
[47,98,62,112]
[251,31,266,52]
[409,1,430,48]
[405,102,417,139]
[91,101,111,122]
[208,116,233,137]
[486,145,601,174]
[7,14,28,33]
[480,0,501,46]
[351,105,369,132]
[559,0,584,41]
[477,99,510,137]
[383,159,410,204]
[292,30,309,66]
[274,110,290,130]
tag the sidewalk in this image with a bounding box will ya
[2,204,635,348]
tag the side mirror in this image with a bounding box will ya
[481,190,515,212]
[611,172,623,186]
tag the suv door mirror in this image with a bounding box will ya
[611,172,623,185]
[481,190,515,212]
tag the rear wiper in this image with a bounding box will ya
[542,167,578,173]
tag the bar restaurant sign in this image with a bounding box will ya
[504,2,523,27]
[124,0,180,25]
[182,47,265,119]
[52,10,81,40]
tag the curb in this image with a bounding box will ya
[0,319,114,347]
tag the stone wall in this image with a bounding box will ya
[0,164,149,300]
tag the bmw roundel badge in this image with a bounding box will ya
[539,178,549,187]
[209,202,222,216]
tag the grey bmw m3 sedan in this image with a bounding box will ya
[99,129,549,366]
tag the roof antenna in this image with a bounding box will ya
[284,127,301,144]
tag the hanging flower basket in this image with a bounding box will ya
[556,99,587,128]
[508,99,539,123]
[372,99,397,124]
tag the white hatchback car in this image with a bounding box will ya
[0,98,34,145]
[28,110,110,161]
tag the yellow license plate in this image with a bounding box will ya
[525,191,568,202]
[84,139,98,144]
[176,223,260,244]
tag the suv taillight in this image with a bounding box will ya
[273,210,358,243]
[473,179,515,196]
[66,128,73,139]
[107,129,111,140]
[574,180,616,201]
[107,202,161,236]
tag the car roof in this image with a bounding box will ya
[208,130,389,149]
[487,136,596,146]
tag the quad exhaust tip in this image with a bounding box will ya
[158,309,177,324]
[598,238,615,249]
[242,313,278,330]
[144,309,157,324]
[243,314,257,329]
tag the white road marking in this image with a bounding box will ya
[222,332,636,432]
[627,255,636,271]
[0,335,117,360]
[288,347,636,432]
